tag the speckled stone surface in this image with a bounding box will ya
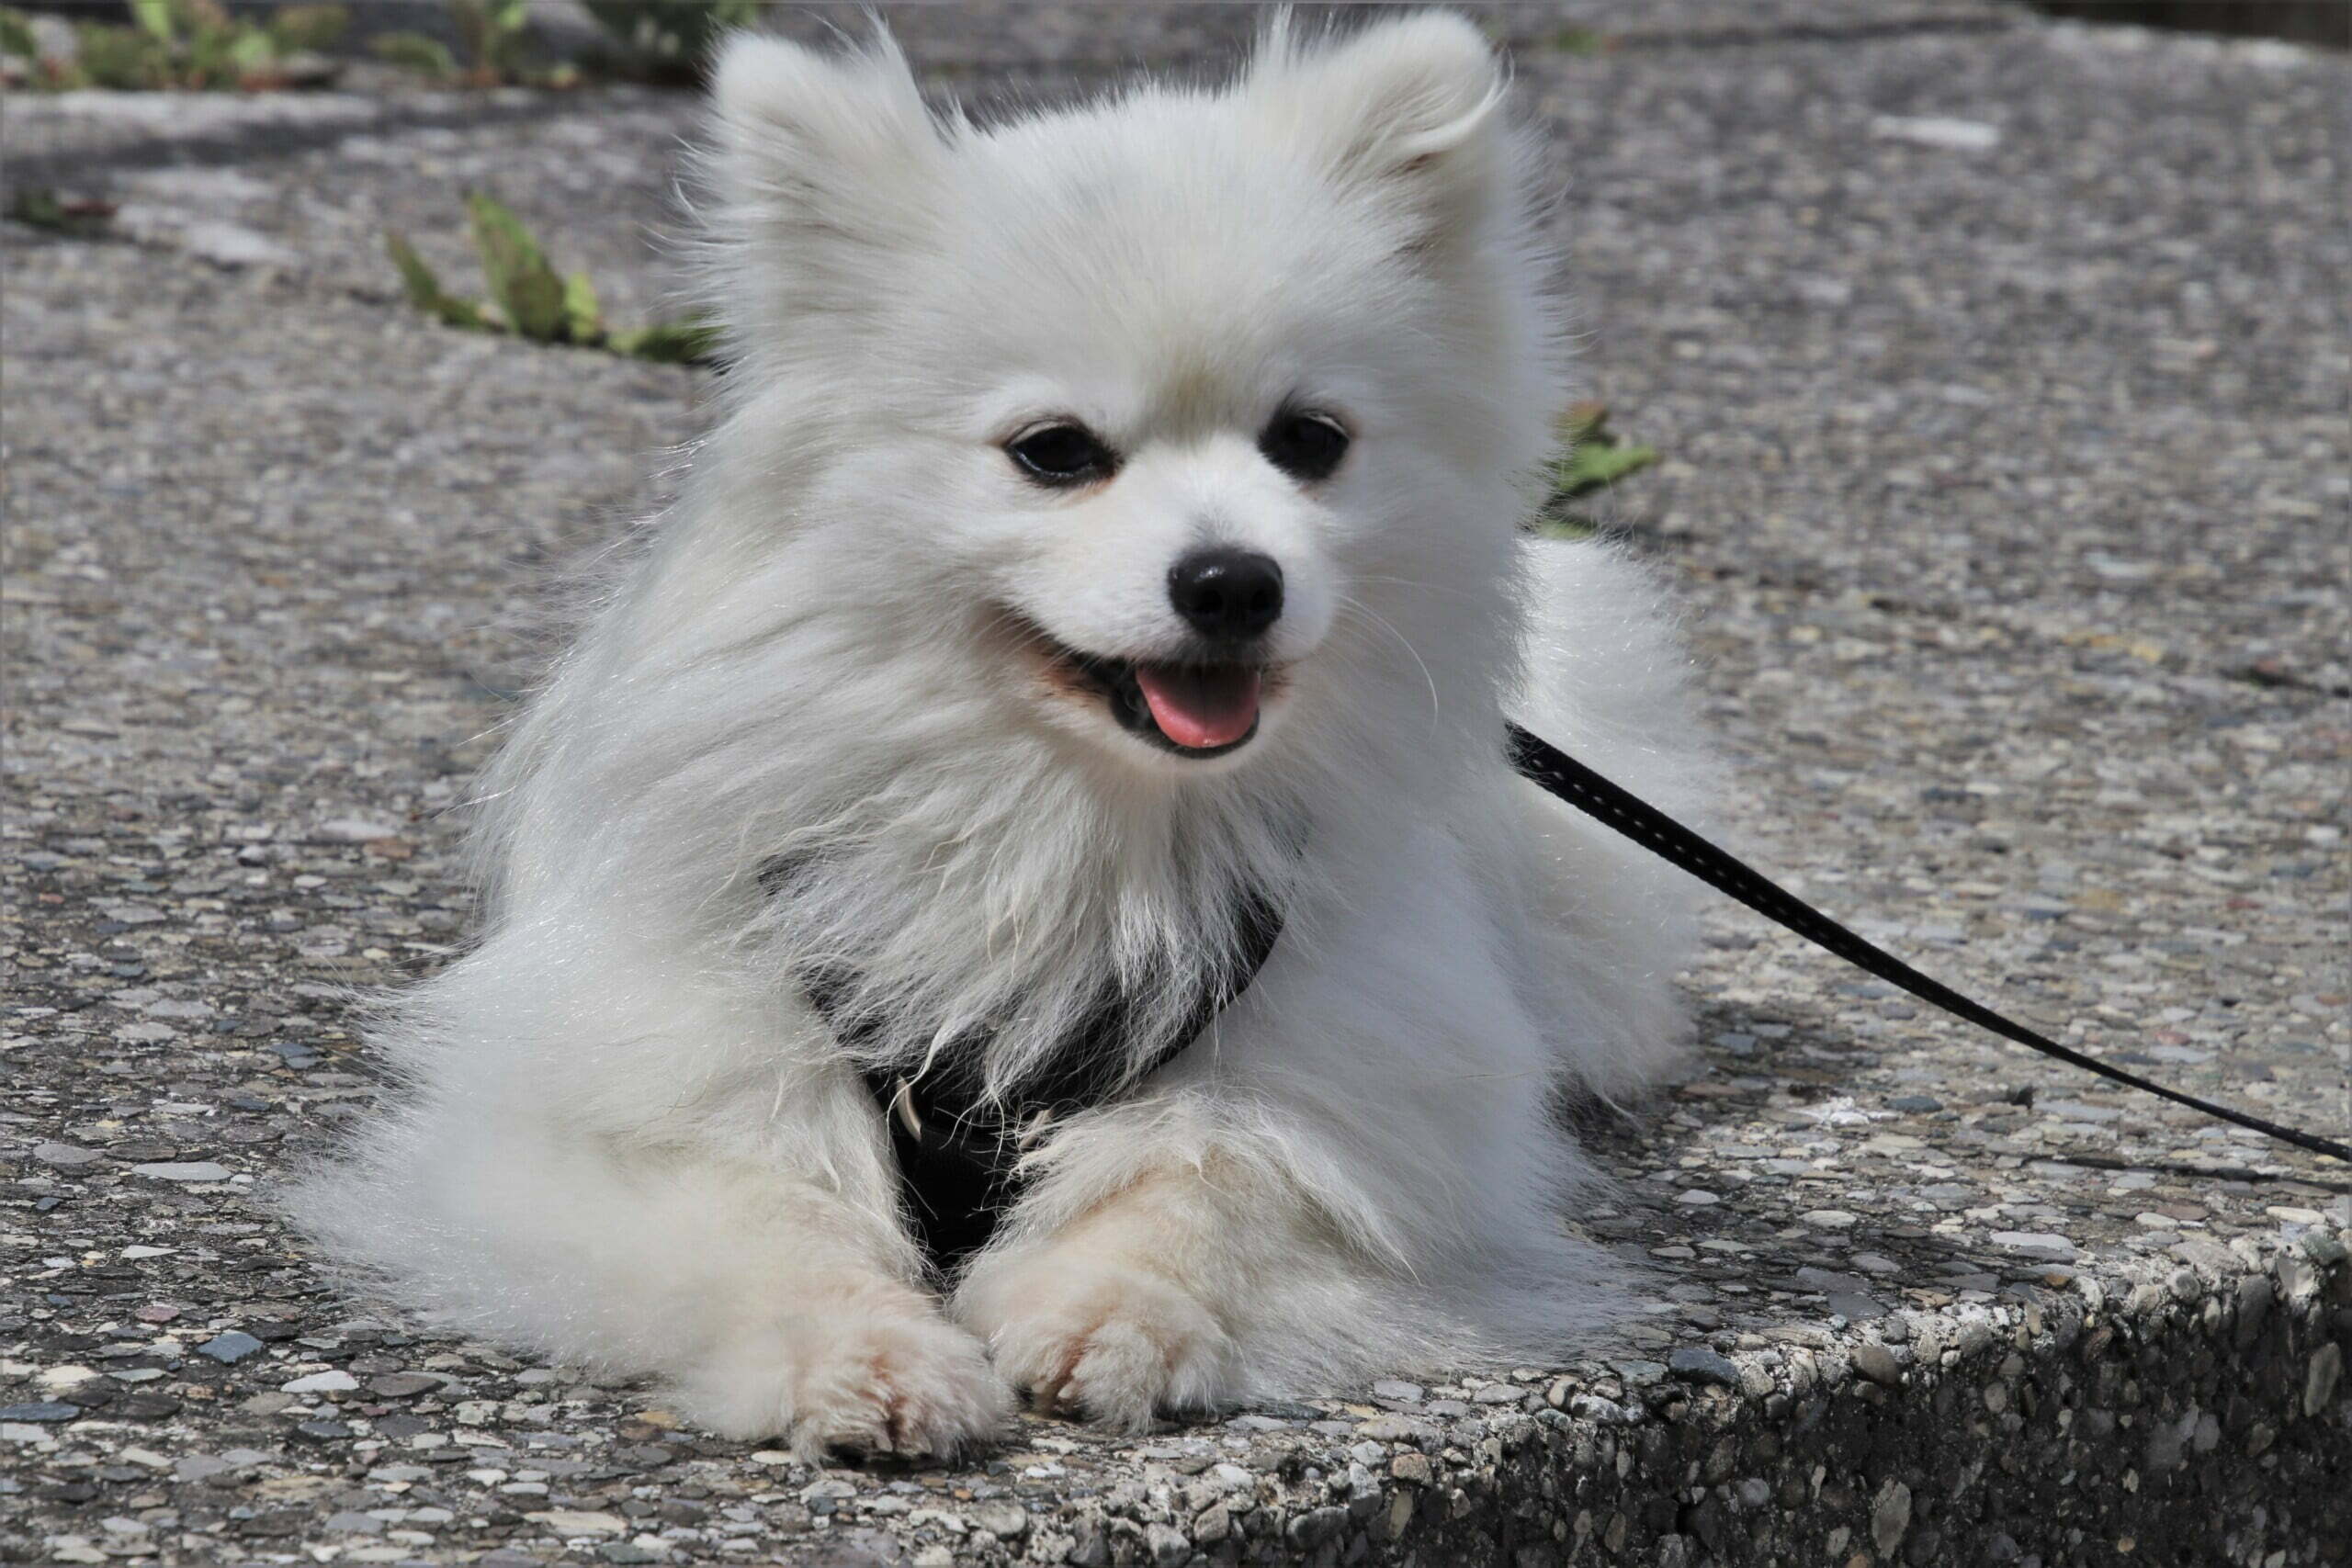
[4,6,2346,1566]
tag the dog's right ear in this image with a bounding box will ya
[1248,12,1511,256]
[700,28,944,320]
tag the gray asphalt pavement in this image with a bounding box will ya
[4,5,2346,1564]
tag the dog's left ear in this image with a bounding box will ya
[1248,11,1513,251]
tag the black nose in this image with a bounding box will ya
[1168,548,1283,641]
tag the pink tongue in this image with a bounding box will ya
[1133,664,1261,750]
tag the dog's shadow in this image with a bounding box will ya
[1551,993,2153,1360]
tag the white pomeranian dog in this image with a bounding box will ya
[293,11,1712,1460]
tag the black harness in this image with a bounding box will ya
[794,726,2346,1278]
[796,890,1285,1271]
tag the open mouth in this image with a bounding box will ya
[1055,645,1266,758]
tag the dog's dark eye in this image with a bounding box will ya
[1259,409,1350,483]
[1006,423,1116,486]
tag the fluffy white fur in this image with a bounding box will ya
[290,12,1713,1459]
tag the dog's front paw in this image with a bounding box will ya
[962,1258,1239,1432]
[677,1300,1011,1461]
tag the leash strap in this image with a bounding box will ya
[1506,723,2350,1163]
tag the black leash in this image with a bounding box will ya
[1506,723,2351,1164]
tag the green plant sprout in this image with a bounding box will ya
[6,187,119,237]
[371,0,575,88]
[387,192,718,366]
[1553,401,1660,498]
[0,0,345,91]
[1535,402,1662,538]
[581,0,760,81]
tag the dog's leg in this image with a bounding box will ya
[297,1070,1011,1459]
[955,1149,1387,1431]
[675,1271,1013,1460]
[650,1170,1014,1460]
[956,1166,1248,1430]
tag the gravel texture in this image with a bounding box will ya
[4,5,2346,1565]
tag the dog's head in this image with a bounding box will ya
[695,14,1560,778]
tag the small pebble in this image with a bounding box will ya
[197,1332,265,1364]
[1667,1348,1741,1389]
[1851,1344,1904,1388]
[368,1373,442,1398]
[282,1370,358,1394]
[130,1161,234,1183]
[971,1502,1028,1538]
[0,1403,81,1423]
[1991,1232,2077,1261]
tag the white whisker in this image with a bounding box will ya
[1337,595,1442,737]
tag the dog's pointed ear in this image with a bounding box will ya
[705,27,944,256]
[1249,12,1512,248]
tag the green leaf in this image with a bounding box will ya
[369,30,455,76]
[1532,513,1601,542]
[225,26,275,74]
[266,3,346,53]
[385,230,446,308]
[1548,400,1659,501]
[561,269,603,344]
[608,315,720,365]
[450,0,530,73]
[447,0,488,64]
[0,9,40,61]
[8,186,111,233]
[466,191,566,342]
[74,20,167,88]
[7,186,67,230]
[582,0,761,73]
[128,0,176,45]
[385,230,485,330]
[1555,400,1612,448]
[180,30,227,83]
[1554,438,1658,499]
[582,0,665,64]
